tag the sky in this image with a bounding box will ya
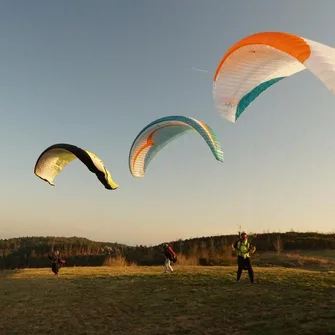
[0,0,335,246]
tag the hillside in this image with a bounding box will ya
[0,232,334,270]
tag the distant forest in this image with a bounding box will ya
[0,232,334,269]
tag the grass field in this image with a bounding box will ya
[250,250,335,271]
[1,266,334,335]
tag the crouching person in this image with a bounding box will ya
[48,250,65,276]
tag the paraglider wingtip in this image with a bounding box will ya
[106,184,119,190]
[35,174,55,187]
[135,175,145,179]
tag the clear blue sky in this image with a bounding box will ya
[1,0,335,246]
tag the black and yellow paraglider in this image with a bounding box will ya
[34,143,118,190]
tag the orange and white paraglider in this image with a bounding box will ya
[213,32,335,122]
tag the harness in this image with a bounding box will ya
[164,246,176,262]
[236,240,251,259]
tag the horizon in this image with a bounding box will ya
[2,229,334,248]
[1,1,335,246]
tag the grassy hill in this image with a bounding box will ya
[0,232,334,269]
[1,266,334,334]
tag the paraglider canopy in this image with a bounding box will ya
[34,143,119,190]
[129,115,224,178]
[213,31,335,122]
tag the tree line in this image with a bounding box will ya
[0,232,334,269]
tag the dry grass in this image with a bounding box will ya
[175,253,199,266]
[0,266,334,335]
[172,250,335,269]
[103,255,137,267]
[253,250,335,271]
